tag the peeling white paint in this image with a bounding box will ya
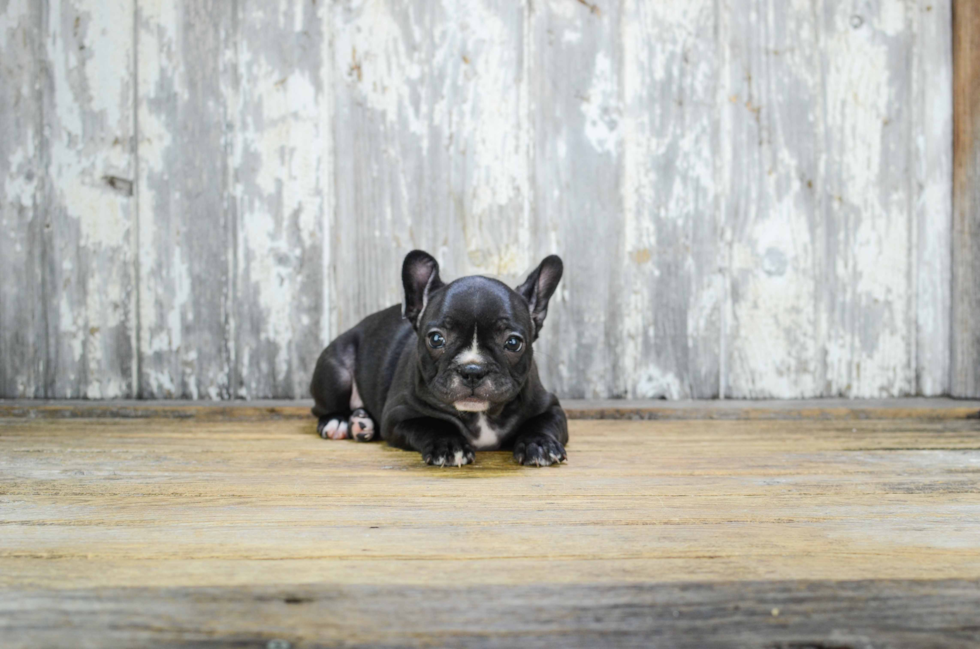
[824,1,914,397]
[725,12,822,401]
[2,146,37,208]
[581,52,620,156]
[334,0,425,136]
[448,0,530,277]
[41,0,137,398]
[1,0,955,400]
[232,0,331,398]
[634,367,684,401]
[621,0,719,399]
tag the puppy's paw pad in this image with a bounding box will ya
[514,437,567,467]
[318,416,350,440]
[349,408,376,442]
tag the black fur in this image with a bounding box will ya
[310,250,568,467]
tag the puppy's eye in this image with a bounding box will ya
[427,332,446,349]
[504,335,524,353]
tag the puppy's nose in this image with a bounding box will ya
[459,363,488,385]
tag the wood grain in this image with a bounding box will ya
[916,0,953,397]
[1,413,979,646]
[136,0,236,399]
[2,398,979,421]
[821,1,915,398]
[953,0,980,397]
[39,0,139,398]
[2,417,978,584]
[0,1,44,398]
[622,1,722,400]
[3,580,979,648]
[233,0,332,399]
[722,1,821,398]
[530,0,624,398]
[331,0,530,336]
[0,0,959,400]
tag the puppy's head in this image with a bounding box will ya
[402,250,563,414]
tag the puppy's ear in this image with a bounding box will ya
[516,255,563,339]
[402,250,444,328]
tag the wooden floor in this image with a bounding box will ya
[2,404,980,647]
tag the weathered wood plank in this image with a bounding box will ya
[443,0,532,282]
[1,415,979,646]
[952,0,980,397]
[0,1,44,398]
[331,0,529,335]
[2,580,979,649]
[722,2,822,398]
[136,0,236,399]
[233,1,332,399]
[915,0,953,396]
[0,0,961,401]
[619,1,721,400]
[821,1,917,398]
[531,0,624,398]
[2,397,979,421]
[2,417,979,589]
[40,0,138,398]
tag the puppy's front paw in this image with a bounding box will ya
[514,435,566,467]
[421,436,475,468]
[318,415,349,440]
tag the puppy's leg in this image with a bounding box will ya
[310,335,355,440]
[512,403,568,467]
[388,418,475,467]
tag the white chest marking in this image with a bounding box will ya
[349,377,364,410]
[470,414,500,449]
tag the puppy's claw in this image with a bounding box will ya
[422,438,475,468]
[514,436,566,467]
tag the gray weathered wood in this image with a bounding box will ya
[3,580,979,649]
[953,0,980,397]
[621,0,721,399]
[2,397,979,421]
[916,0,953,397]
[531,0,625,399]
[0,0,960,400]
[233,0,331,398]
[40,0,138,398]
[722,1,822,398]
[821,1,917,398]
[0,1,44,398]
[2,412,980,646]
[136,0,236,399]
[331,0,529,335]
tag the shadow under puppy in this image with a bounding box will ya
[310,250,568,467]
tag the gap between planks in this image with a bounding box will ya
[0,398,978,421]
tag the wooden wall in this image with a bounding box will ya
[0,0,960,400]
[953,0,980,397]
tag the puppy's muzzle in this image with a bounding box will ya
[458,363,489,387]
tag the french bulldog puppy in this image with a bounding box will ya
[310,250,568,467]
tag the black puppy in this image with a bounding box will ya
[310,250,568,467]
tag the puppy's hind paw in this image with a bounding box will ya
[349,408,376,442]
[318,415,350,440]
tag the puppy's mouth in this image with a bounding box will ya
[454,397,491,413]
